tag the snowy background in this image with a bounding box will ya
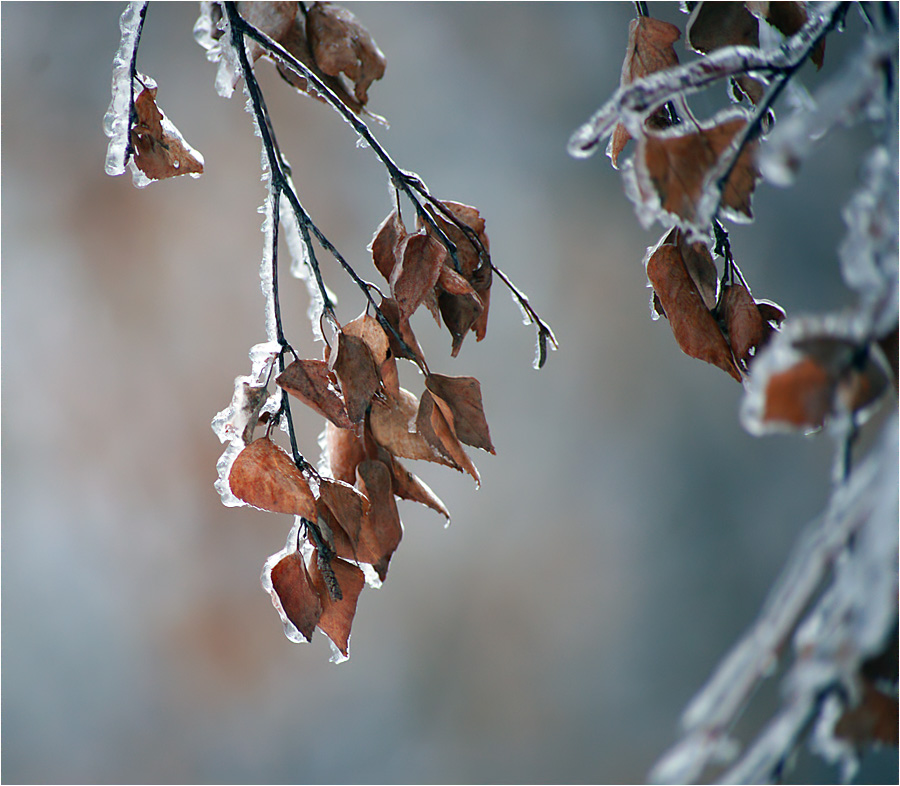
[2,3,895,783]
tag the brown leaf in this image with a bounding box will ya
[306,2,386,106]
[417,390,480,485]
[719,283,768,369]
[609,16,681,168]
[647,244,742,381]
[835,680,899,747]
[130,86,204,181]
[762,356,833,429]
[324,420,367,485]
[308,554,365,657]
[669,228,719,311]
[425,374,495,453]
[369,387,451,465]
[378,296,425,364]
[354,459,403,581]
[277,358,354,429]
[236,1,298,63]
[267,551,322,642]
[342,312,390,366]
[757,299,787,327]
[229,437,318,518]
[318,477,368,546]
[750,2,825,68]
[687,2,758,53]
[640,116,759,226]
[389,457,451,522]
[370,209,406,282]
[330,331,380,424]
[422,201,488,278]
[392,231,448,321]
[438,291,485,358]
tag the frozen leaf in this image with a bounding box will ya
[229,436,317,519]
[370,209,406,282]
[130,84,204,181]
[306,2,386,106]
[417,390,480,486]
[369,388,450,465]
[687,2,758,53]
[267,550,322,642]
[647,244,742,381]
[324,421,367,485]
[389,457,451,523]
[318,477,368,545]
[609,16,681,168]
[749,1,826,68]
[354,459,403,581]
[425,374,495,453]
[308,554,365,659]
[834,680,899,747]
[277,358,353,429]
[237,1,297,63]
[391,232,448,320]
[669,228,719,311]
[330,331,380,424]
[719,283,770,370]
[639,115,758,228]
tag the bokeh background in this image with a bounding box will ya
[2,3,896,783]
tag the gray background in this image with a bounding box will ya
[2,3,895,783]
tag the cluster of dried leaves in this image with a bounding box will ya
[227,200,496,658]
[570,1,898,780]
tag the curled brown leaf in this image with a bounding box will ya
[229,437,318,518]
[277,358,354,429]
[268,551,322,642]
[131,86,204,181]
[308,554,365,657]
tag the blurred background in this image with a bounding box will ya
[2,3,895,783]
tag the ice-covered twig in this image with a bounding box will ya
[568,2,847,159]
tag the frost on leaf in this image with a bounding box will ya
[646,242,741,381]
[609,16,681,168]
[741,316,892,435]
[130,83,204,183]
[637,114,758,231]
[229,436,317,518]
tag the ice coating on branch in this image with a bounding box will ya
[258,195,279,343]
[103,1,148,176]
[279,194,336,343]
[839,145,899,335]
[759,36,895,187]
[193,1,241,98]
[568,3,842,159]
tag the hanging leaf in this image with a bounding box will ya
[369,387,452,465]
[646,244,742,381]
[131,84,204,181]
[229,437,317,518]
[391,232,448,320]
[308,554,366,658]
[416,390,480,485]
[277,358,354,429]
[330,330,380,423]
[354,459,403,581]
[267,550,322,642]
[324,420,367,485]
[389,457,451,522]
[425,373,495,453]
[318,477,368,546]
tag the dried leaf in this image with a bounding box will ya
[369,387,451,464]
[306,2,386,106]
[719,283,769,369]
[389,457,451,522]
[229,437,318,518]
[647,244,742,381]
[308,554,365,657]
[425,374,495,453]
[277,358,354,429]
[325,420,367,484]
[370,209,406,282]
[331,331,380,424]
[417,390,480,485]
[438,290,485,358]
[835,681,899,747]
[268,551,322,642]
[640,116,759,226]
[609,16,681,168]
[236,1,297,63]
[762,356,833,428]
[668,228,719,311]
[749,1,825,68]
[342,312,390,366]
[378,296,425,364]
[391,232,447,321]
[422,201,488,278]
[318,477,368,545]
[131,86,204,181]
[354,459,403,581]
[687,2,758,53]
